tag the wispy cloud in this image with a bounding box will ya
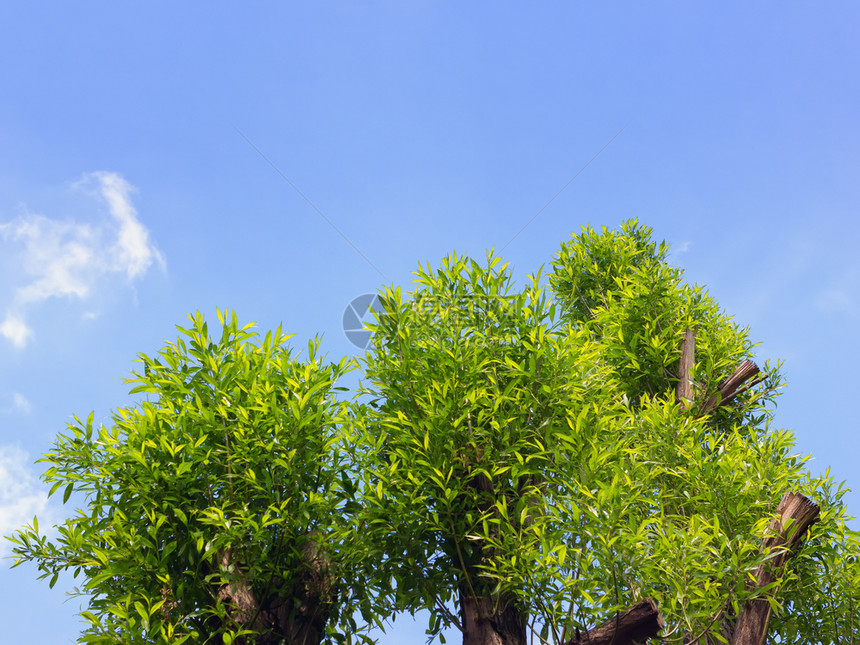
[0,392,32,415]
[0,445,53,555]
[0,172,165,348]
[674,240,692,254]
[12,393,31,414]
[667,240,692,265]
[80,171,164,279]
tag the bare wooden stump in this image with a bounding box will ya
[701,360,763,414]
[564,598,664,645]
[674,327,764,415]
[676,328,696,409]
[729,492,820,645]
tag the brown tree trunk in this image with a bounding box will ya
[675,327,765,416]
[452,441,529,645]
[215,531,335,645]
[459,585,527,645]
[564,598,664,645]
[284,537,335,645]
[701,360,762,414]
[729,492,820,645]
[676,328,696,409]
[265,586,331,645]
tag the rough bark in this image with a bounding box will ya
[675,328,764,416]
[216,531,335,645]
[700,360,762,414]
[730,492,820,645]
[460,585,528,645]
[676,328,696,409]
[452,435,529,645]
[564,598,664,645]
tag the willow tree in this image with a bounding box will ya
[356,253,618,645]
[9,223,860,645]
[8,310,372,645]
[538,220,860,645]
[356,221,860,645]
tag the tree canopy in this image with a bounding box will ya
[8,312,367,644]
[8,221,860,645]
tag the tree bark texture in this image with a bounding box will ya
[452,438,529,645]
[564,598,664,645]
[216,531,335,645]
[675,327,764,415]
[459,585,528,645]
[729,492,820,645]
[676,328,696,409]
[701,360,762,414]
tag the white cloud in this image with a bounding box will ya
[0,172,165,348]
[0,392,32,415]
[667,241,692,267]
[2,215,96,304]
[12,393,31,414]
[81,171,165,279]
[0,445,52,556]
[0,313,33,349]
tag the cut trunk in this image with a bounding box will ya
[453,444,529,645]
[564,598,664,645]
[730,492,820,645]
[675,327,764,416]
[676,328,696,409]
[701,360,762,414]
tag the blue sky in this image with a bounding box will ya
[1,2,858,643]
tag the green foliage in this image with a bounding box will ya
[8,222,860,645]
[357,222,860,644]
[550,220,760,408]
[774,471,860,644]
[357,252,617,637]
[531,221,860,643]
[550,218,668,324]
[8,310,364,644]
